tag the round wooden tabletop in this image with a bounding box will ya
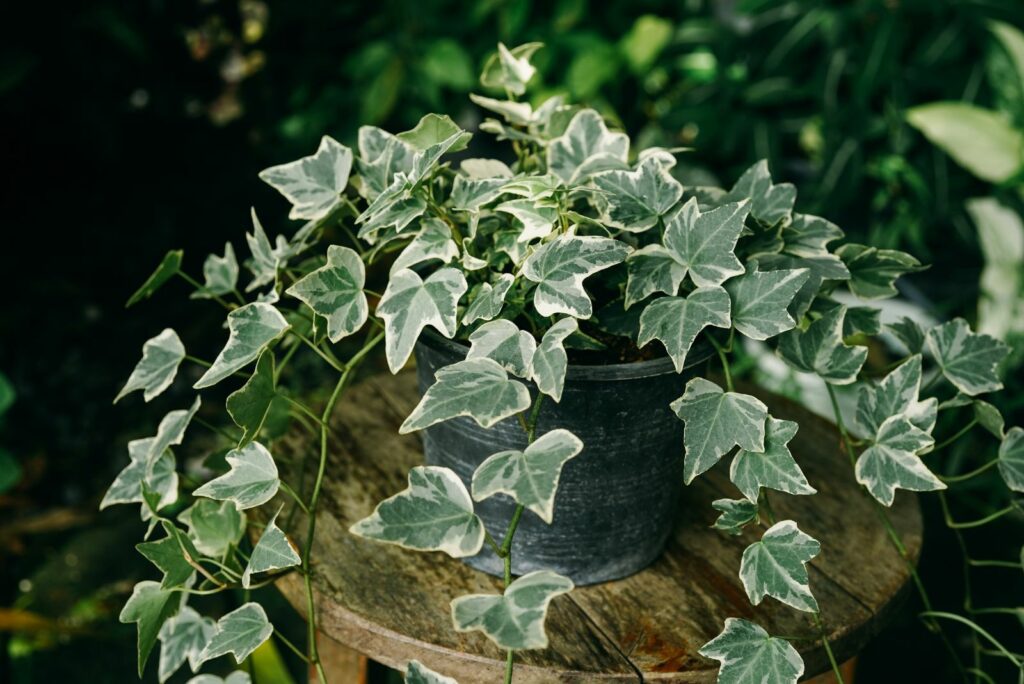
[274,372,921,683]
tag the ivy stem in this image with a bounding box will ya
[941,458,998,484]
[279,480,310,515]
[938,490,981,680]
[708,336,734,392]
[279,393,331,430]
[175,270,235,310]
[185,355,212,368]
[969,559,1022,569]
[274,628,311,663]
[292,331,346,373]
[195,416,241,445]
[920,612,1022,668]
[934,419,978,452]
[944,505,1016,530]
[813,612,845,684]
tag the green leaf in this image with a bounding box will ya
[855,355,937,439]
[757,213,849,318]
[391,219,459,274]
[638,286,731,373]
[196,603,273,666]
[467,320,536,377]
[776,306,867,385]
[887,316,926,355]
[120,580,184,677]
[699,618,804,684]
[521,233,631,318]
[350,465,485,557]
[998,427,1024,493]
[191,243,239,300]
[841,306,882,337]
[116,329,186,403]
[0,372,14,417]
[226,351,276,448]
[101,439,179,512]
[143,397,202,465]
[462,274,515,325]
[193,442,279,511]
[178,499,246,557]
[286,245,368,342]
[0,450,20,495]
[450,174,508,212]
[671,378,768,484]
[731,418,815,504]
[245,209,292,293]
[186,672,251,684]
[724,265,809,341]
[157,606,215,683]
[546,109,629,184]
[397,114,471,153]
[406,660,459,684]
[711,498,760,536]
[988,22,1024,124]
[481,42,542,96]
[925,318,1010,396]
[531,318,578,402]
[968,197,1024,341]
[739,520,820,612]
[592,157,683,232]
[400,358,530,433]
[194,303,291,389]
[721,160,796,227]
[663,198,749,287]
[620,15,674,73]
[377,267,468,373]
[127,250,183,308]
[623,245,687,308]
[836,244,924,299]
[451,570,574,650]
[855,415,943,506]
[137,521,201,590]
[472,428,583,524]
[975,400,1005,439]
[242,508,300,588]
[356,126,415,200]
[906,102,1023,183]
[496,199,558,242]
[258,135,353,220]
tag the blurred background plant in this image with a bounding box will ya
[1,0,1022,681]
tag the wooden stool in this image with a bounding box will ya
[275,372,921,683]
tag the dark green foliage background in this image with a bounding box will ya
[0,0,1021,681]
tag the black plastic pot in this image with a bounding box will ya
[413,331,710,585]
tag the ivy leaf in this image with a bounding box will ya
[481,42,542,96]
[356,174,427,240]
[757,213,849,318]
[671,378,768,484]
[841,306,882,337]
[245,209,293,293]
[400,358,531,433]
[137,521,201,590]
[699,619,804,684]
[638,286,731,373]
[242,508,300,588]
[663,198,749,287]
[531,318,578,402]
[887,317,927,355]
[193,442,279,511]
[225,351,276,448]
[974,400,1005,438]
[925,318,1010,396]
[397,113,471,153]
[462,274,515,325]
[258,136,353,220]
[740,520,820,612]
[623,245,687,308]
[127,250,183,308]
[711,498,760,536]
[406,660,459,684]
[194,304,290,389]
[378,267,467,373]
[467,320,536,377]
[157,607,216,683]
[998,427,1024,493]
[721,160,796,227]
[855,415,943,506]
[350,465,485,557]
[451,570,574,650]
[101,439,179,512]
[731,418,815,504]
[196,603,273,666]
[836,244,924,299]
[286,245,368,342]
[187,672,250,684]
[724,265,809,341]
[191,243,239,300]
[591,156,683,232]
[472,428,584,523]
[451,175,508,212]
[496,199,559,243]
[120,580,184,677]
[143,397,203,465]
[546,109,629,184]
[521,234,631,318]
[391,219,460,274]
[855,355,937,439]
[178,499,246,557]
[116,329,186,403]
[356,126,415,200]
[776,306,867,385]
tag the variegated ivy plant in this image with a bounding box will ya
[110,42,1020,684]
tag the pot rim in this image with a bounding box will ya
[418,328,713,382]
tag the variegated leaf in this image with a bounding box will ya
[191,243,239,300]
[592,156,683,232]
[521,234,631,318]
[623,245,687,308]
[136,521,200,590]
[496,199,558,243]
[377,267,468,373]
[700,619,804,684]
[855,355,937,439]
[721,160,796,227]
[740,520,820,612]
[244,209,294,293]
[178,499,246,557]
[471,429,583,523]
[356,126,415,200]
[711,498,760,536]
[225,350,275,447]
[724,265,809,341]
[998,427,1024,493]
[855,415,943,506]
[451,570,574,650]
[638,286,731,372]
[480,42,542,96]
[116,329,186,403]
[531,317,578,402]
[776,306,867,385]
[836,243,924,299]
[662,198,749,287]
[406,660,459,684]
[286,245,368,342]
[462,274,515,325]
[193,442,279,510]
[258,136,353,220]
[400,358,530,433]
[350,465,484,557]
[887,317,927,355]
[731,417,815,503]
[467,319,536,377]
[546,109,629,184]
[396,113,471,153]
[101,438,179,512]
[194,304,290,389]
[157,606,215,683]
[450,175,507,212]
[242,508,300,588]
[187,672,250,684]
[196,603,272,666]
[120,580,186,676]
[925,318,1010,396]
[671,378,768,484]
[391,219,460,273]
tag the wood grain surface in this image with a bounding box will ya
[271,372,921,683]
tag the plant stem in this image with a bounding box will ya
[944,505,1016,530]
[934,419,978,452]
[938,490,981,681]
[292,331,346,373]
[941,459,999,484]
[969,559,1022,569]
[814,612,845,684]
[920,612,1022,668]
[279,480,310,515]
[185,355,212,368]
[708,336,734,392]
[176,270,234,310]
[275,628,311,663]
[195,416,241,445]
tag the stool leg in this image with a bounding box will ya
[312,631,368,684]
